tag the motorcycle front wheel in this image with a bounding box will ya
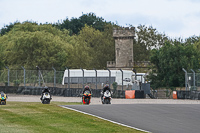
[85,98,90,104]
[1,100,6,105]
[42,99,50,104]
[105,99,110,104]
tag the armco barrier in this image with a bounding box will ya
[0,86,125,98]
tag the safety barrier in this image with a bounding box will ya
[173,91,177,99]
[0,86,125,98]
[125,90,145,99]
[173,90,200,100]
[125,90,135,99]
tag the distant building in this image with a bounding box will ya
[107,27,151,70]
[107,27,135,70]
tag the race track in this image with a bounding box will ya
[62,104,200,133]
[7,94,200,133]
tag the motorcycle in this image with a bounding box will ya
[36,66,52,104]
[101,90,112,104]
[40,88,52,104]
[82,90,92,105]
[0,92,7,105]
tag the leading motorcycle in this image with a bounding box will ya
[82,90,92,105]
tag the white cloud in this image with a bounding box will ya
[0,0,200,38]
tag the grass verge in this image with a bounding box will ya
[0,101,144,133]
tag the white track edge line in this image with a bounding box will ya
[61,106,151,133]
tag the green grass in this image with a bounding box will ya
[0,102,144,133]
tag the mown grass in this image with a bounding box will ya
[0,101,144,133]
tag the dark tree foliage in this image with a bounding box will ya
[54,13,115,35]
[0,60,3,69]
[0,21,20,36]
[148,40,200,89]
[184,35,200,45]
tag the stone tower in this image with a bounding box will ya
[107,27,135,70]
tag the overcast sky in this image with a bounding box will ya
[1,0,200,39]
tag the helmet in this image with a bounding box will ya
[84,85,89,89]
[104,84,109,88]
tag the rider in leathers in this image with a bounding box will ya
[40,87,51,100]
[83,85,92,94]
[101,84,111,101]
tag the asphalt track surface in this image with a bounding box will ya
[7,94,200,133]
[62,104,200,133]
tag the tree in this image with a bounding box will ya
[0,21,21,36]
[134,25,168,62]
[185,35,200,45]
[0,39,4,69]
[69,25,115,69]
[0,60,4,70]
[148,40,200,89]
[54,13,115,35]
[0,22,73,69]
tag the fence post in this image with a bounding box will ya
[191,69,195,90]
[21,66,26,87]
[52,67,56,87]
[182,68,188,91]
[107,68,111,87]
[36,66,46,87]
[120,69,123,91]
[80,68,84,89]
[65,67,70,89]
[94,68,97,89]
[39,69,41,87]
[5,66,9,86]
[198,69,200,87]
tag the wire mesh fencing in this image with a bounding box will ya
[0,68,132,90]
[0,69,65,88]
[186,72,200,91]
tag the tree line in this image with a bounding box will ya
[1,12,200,89]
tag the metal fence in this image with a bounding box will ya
[0,68,132,90]
[62,69,132,90]
[183,68,200,91]
[4,67,200,92]
[0,68,65,88]
[186,72,200,91]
